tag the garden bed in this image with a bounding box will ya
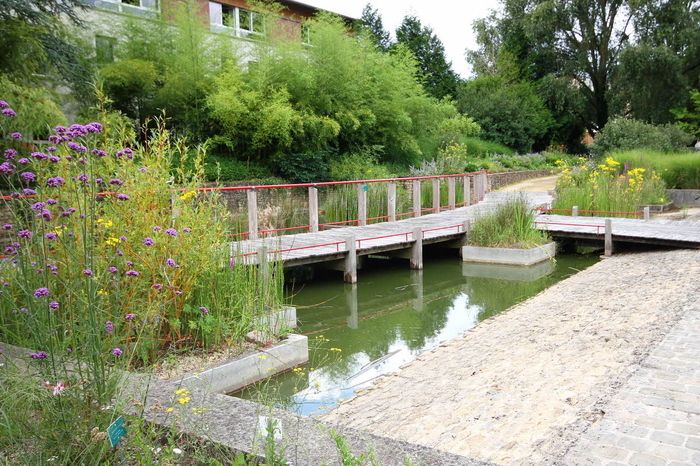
[461,242,556,266]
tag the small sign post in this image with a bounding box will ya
[107,416,127,448]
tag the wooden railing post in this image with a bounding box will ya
[387,182,397,222]
[247,188,258,240]
[412,180,421,217]
[344,237,357,283]
[447,177,456,210]
[643,206,650,221]
[463,175,471,206]
[357,184,368,226]
[410,227,423,270]
[604,219,613,257]
[308,187,319,232]
[432,178,440,213]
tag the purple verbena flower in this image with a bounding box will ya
[45,232,58,241]
[143,237,154,246]
[33,287,49,298]
[49,301,59,311]
[165,258,178,268]
[165,228,177,237]
[125,313,136,321]
[107,266,118,274]
[4,148,17,159]
[199,306,209,315]
[111,347,122,357]
[105,320,113,334]
[10,132,21,140]
[18,229,32,239]
[17,158,29,165]
[31,202,45,211]
[116,194,129,201]
[2,108,17,118]
[20,172,36,183]
[109,178,124,186]
[76,173,88,183]
[116,148,133,158]
[2,223,12,230]
[40,209,52,221]
[0,162,14,174]
[83,268,93,277]
[48,135,62,144]
[67,142,87,153]
[46,146,57,152]
[46,176,65,187]
[0,100,8,108]
[91,149,107,157]
[153,226,162,232]
[30,351,48,360]
[48,155,60,163]
[125,270,139,277]
[46,198,57,205]
[151,283,162,290]
[22,188,36,196]
[31,152,47,160]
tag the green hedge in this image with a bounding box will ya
[613,149,700,189]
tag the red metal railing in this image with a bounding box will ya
[534,220,606,235]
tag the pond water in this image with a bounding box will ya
[233,252,598,416]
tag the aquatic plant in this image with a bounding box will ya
[470,197,549,248]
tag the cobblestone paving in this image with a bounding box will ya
[564,302,700,465]
[322,250,700,465]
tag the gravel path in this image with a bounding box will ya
[497,174,559,193]
[321,250,700,465]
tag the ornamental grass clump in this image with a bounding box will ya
[0,101,283,461]
[553,157,667,216]
[469,197,549,249]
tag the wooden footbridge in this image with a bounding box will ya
[226,172,700,282]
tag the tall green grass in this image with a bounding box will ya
[613,149,700,189]
[469,197,549,248]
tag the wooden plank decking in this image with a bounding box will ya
[231,192,553,267]
[535,214,700,248]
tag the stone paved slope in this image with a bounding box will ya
[322,250,700,465]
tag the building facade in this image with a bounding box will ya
[81,0,355,63]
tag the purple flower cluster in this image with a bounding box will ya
[105,320,114,334]
[33,287,49,298]
[30,351,48,360]
[143,237,154,246]
[49,301,59,311]
[111,347,122,357]
[199,306,209,315]
[125,313,136,321]
[165,258,178,268]
[165,228,177,237]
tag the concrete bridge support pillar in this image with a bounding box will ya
[411,270,424,312]
[572,206,579,217]
[308,187,319,232]
[410,227,423,270]
[432,178,440,213]
[357,184,368,226]
[463,176,471,206]
[604,219,613,257]
[413,180,421,217]
[247,189,258,240]
[344,237,357,283]
[387,183,397,222]
[460,220,471,260]
[448,177,456,210]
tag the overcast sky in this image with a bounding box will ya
[297,0,502,77]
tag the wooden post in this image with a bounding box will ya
[345,284,358,328]
[604,219,613,257]
[357,184,368,226]
[257,245,268,290]
[344,237,357,283]
[412,180,421,217]
[308,187,319,232]
[432,178,440,213]
[474,174,482,202]
[247,189,258,241]
[643,206,650,221]
[463,176,471,206]
[410,227,423,270]
[572,205,579,217]
[387,182,397,222]
[447,177,456,210]
[480,173,488,200]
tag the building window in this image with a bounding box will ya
[301,24,311,45]
[106,0,158,9]
[95,35,116,63]
[208,2,265,38]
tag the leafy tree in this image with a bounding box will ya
[395,16,460,99]
[612,44,688,123]
[100,59,158,124]
[358,4,392,52]
[672,89,700,138]
[591,117,694,155]
[0,75,66,139]
[457,76,553,152]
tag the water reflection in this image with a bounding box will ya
[235,254,598,415]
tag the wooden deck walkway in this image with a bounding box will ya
[535,214,700,248]
[231,192,552,271]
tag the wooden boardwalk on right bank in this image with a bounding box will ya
[535,213,700,248]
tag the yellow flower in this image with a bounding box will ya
[329,347,342,352]
[104,237,121,247]
[179,190,197,201]
[165,407,174,413]
[177,397,191,405]
[97,289,108,296]
[292,367,304,373]
[604,157,620,168]
[175,388,190,396]
[96,218,114,229]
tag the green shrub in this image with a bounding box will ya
[591,118,694,156]
[460,137,514,156]
[470,197,549,248]
[0,75,66,139]
[328,149,393,181]
[614,149,700,189]
[204,154,269,182]
[272,150,330,183]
